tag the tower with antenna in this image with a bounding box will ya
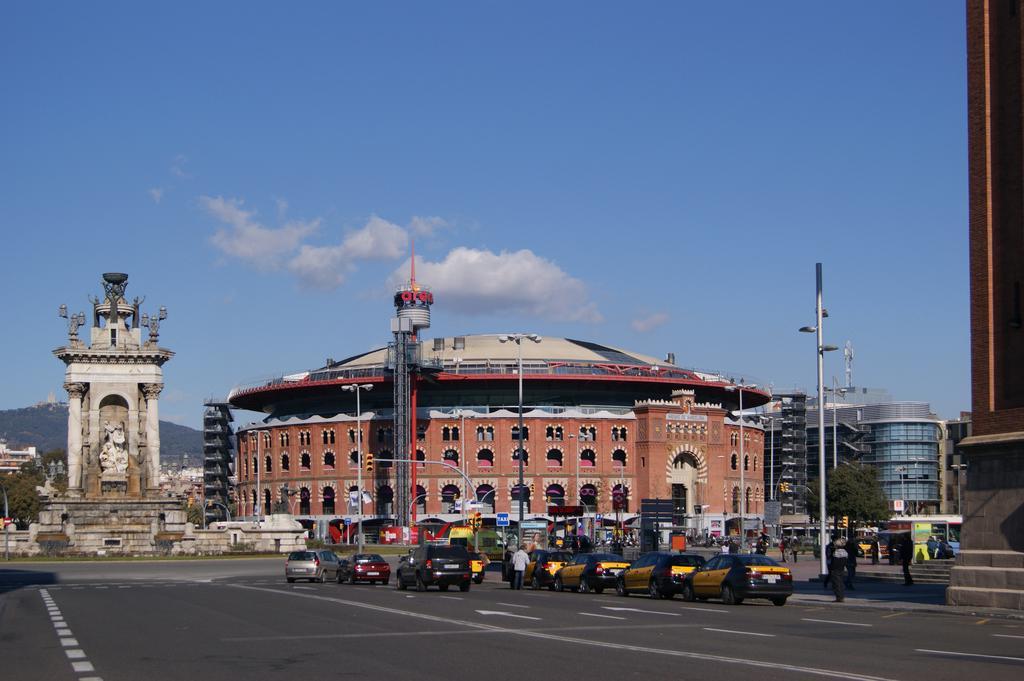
[844,341,854,389]
[389,246,433,529]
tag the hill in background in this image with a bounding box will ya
[0,403,204,468]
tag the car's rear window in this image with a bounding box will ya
[432,546,468,559]
[546,552,573,562]
[591,553,626,562]
[287,552,315,561]
[354,554,385,563]
[670,555,704,567]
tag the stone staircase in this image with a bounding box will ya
[855,559,955,585]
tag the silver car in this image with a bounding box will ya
[285,550,343,583]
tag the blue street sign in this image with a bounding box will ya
[343,518,352,526]
[595,514,603,522]
[496,512,510,527]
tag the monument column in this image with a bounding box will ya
[142,383,163,492]
[64,382,86,494]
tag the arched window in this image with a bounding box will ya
[252,456,257,475]
[451,426,460,440]
[476,425,494,442]
[349,450,359,467]
[281,454,290,471]
[322,430,330,445]
[348,429,356,444]
[546,448,563,467]
[744,455,749,471]
[251,489,257,513]
[612,483,629,512]
[580,484,598,511]
[545,484,565,505]
[476,448,494,467]
[745,487,752,512]
[377,449,393,468]
[348,486,359,511]
[324,452,336,468]
[442,426,452,441]
[510,483,531,512]
[376,485,393,516]
[476,484,496,513]
[512,448,529,465]
[415,449,426,468]
[243,457,249,477]
[263,489,272,515]
[546,425,564,441]
[611,449,627,467]
[264,455,272,473]
[322,486,336,515]
[414,485,427,514]
[580,426,597,441]
[300,452,311,470]
[441,484,461,512]
[511,425,529,441]
[753,456,758,471]
[730,432,739,447]
[731,453,738,470]
[299,487,310,515]
[580,448,596,467]
[443,449,459,466]
[732,487,740,513]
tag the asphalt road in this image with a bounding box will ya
[2,559,1023,681]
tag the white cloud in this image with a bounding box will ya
[286,215,409,289]
[340,215,409,260]
[390,247,603,323]
[203,195,320,268]
[409,215,448,237]
[631,312,669,333]
[148,187,164,204]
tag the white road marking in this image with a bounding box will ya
[802,618,873,628]
[65,649,86,659]
[475,610,542,621]
[994,634,1024,640]
[916,649,1024,663]
[495,602,531,609]
[56,628,71,636]
[577,612,626,620]
[71,662,95,673]
[60,638,79,647]
[678,606,729,614]
[438,596,464,601]
[293,586,314,590]
[602,606,680,616]
[704,627,775,638]
[229,584,899,681]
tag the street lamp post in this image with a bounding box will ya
[343,383,374,554]
[800,262,839,579]
[499,333,541,549]
[828,378,848,470]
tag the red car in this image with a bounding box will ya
[349,553,391,584]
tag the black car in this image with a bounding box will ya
[683,554,793,606]
[396,544,473,592]
[616,552,706,599]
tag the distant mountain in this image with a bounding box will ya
[0,403,204,467]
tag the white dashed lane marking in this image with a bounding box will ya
[40,589,102,681]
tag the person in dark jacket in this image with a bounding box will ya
[829,538,849,602]
[900,533,914,586]
[823,536,836,590]
[870,535,880,565]
[845,539,862,589]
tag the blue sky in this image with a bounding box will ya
[1,2,969,428]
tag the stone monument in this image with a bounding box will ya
[34,273,189,554]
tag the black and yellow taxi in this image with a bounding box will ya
[683,554,793,606]
[524,549,574,590]
[553,552,631,594]
[615,552,706,599]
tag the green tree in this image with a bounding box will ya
[2,461,45,528]
[806,463,890,527]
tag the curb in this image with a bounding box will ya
[788,595,1024,621]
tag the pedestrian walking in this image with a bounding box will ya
[926,535,939,560]
[845,538,862,590]
[829,538,849,602]
[779,538,788,563]
[503,548,513,583]
[728,539,739,554]
[823,536,836,590]
[870,535,880,565]
[511,544,530,590]
[900,533,914,586]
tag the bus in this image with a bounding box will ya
[880,515,962,559]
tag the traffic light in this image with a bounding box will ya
[364,452,374,473]
[840,516,849,529]
[470,512,482,530]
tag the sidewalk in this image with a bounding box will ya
[771,549,1024,621]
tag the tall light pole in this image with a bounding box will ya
[763,414,775,501]
[829,378,848,470]
[800,262,839,579]
[343,383,373,553]
[499,333,541,548]
[726,383,756,545]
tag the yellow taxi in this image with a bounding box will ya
[553,552,631,594]
[524,549,573,590]
[468,551,488,584]
[615,552,706,599]
[683,554,793,606]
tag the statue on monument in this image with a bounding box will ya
[100,420,129,474]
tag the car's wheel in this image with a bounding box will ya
[771,596,788,607]
[396,574,407,590]
[593,586,604,594]
[721,584,743,605]
[382,578,389,586]
[555,576,564,592]
[682,583,695,602]
[317,571,325,584]
[439,584,449,592]
[579,577,591,594]
[531,575,541,590]
[459,581,471,592]
[616,579,628,597]
[349,573,357,585]
[648,580,661,599]
[474,575,484,585]
[286,578,295,584]
[416,574,427,592]
[336,570,344,584]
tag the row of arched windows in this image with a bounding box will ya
[728,453,760,471]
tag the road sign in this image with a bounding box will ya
[343,517,352,526]
[1,517,12,528]
[595,514,603,522]
[496,512,510,527]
